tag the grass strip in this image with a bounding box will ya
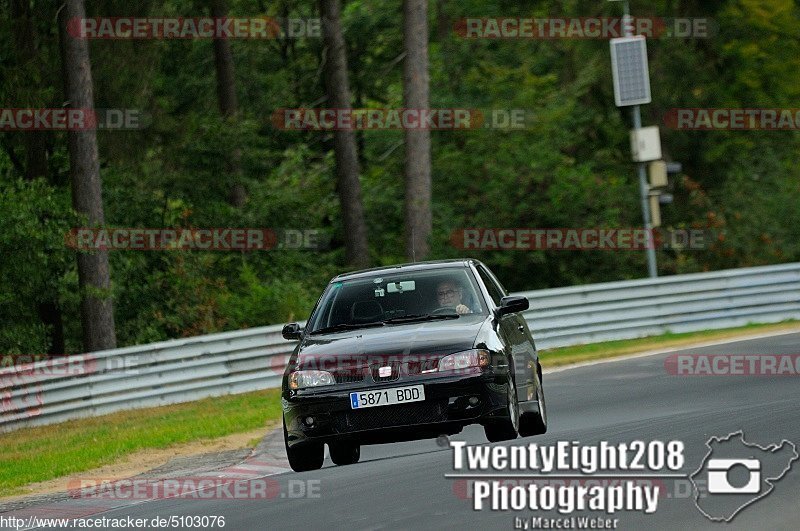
[0,388,282,497]
[540,321,799,367]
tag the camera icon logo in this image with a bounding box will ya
[690,431,798,522]
[706,458,760,494]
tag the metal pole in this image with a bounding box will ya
[622,1,658,278]
[633,111,658,278]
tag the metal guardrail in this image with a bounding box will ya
[521,262,800,349]
[2,263,799,432]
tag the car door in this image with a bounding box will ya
[474,264,537,403]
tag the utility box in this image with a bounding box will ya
[649,193,662,228]
[649,160,668,188]
[630,126,662,162]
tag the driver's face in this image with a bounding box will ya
[436,282,462,307]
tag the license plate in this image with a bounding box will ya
[350,385,425,409]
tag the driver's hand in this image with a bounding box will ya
[455,304,471,315]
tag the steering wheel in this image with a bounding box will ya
[431,306,459,315]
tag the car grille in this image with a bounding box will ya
[333,399,448,433]
[333,368,366,384]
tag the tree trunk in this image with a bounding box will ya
[435,0,450,41]
[403,0,432,261]
[211,0,238,118]
[319,0,370,267]
[210,0,246,207]
[59,0,117,352]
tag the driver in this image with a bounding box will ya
[435,280,473,315]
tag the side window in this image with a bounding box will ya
[488,269,509,297]
[476,266,503,306]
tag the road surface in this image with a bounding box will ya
[4,331,799,530]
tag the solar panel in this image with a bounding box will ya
[610,36,652,107]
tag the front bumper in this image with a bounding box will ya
[283,371,510,447]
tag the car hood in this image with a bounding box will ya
[293,314,489,369]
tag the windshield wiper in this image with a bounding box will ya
[382,313,460,324]
[309,322,385,335]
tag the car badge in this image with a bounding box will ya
[378,366,392,377]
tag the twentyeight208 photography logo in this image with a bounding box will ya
[446,433,797,525]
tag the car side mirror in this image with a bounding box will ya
[282,323,303,340]
[497,296,529,317]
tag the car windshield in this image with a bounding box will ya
[307,267,487,334]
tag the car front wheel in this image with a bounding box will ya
[484,377,519,442]
[284,418,324,472]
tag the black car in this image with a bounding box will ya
[280,259,547,472]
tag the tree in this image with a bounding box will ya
[11,0,65,354]
[402,0,432,261]
[319,0,370,267]
[59,0,116,352]
[210,0,246,207]
[11,0,48,183]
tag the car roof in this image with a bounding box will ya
[331,259,479,282]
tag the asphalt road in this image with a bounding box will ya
[5,331,800,530]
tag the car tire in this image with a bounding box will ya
[484,377,519,442]
[519,366,547,437]
[329,441,361,466]
[284,418,324,472]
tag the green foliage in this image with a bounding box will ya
[219,262,319,328]
[0,179,78,353]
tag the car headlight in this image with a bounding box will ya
[438,349,490,372]
[289,370,335,389]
